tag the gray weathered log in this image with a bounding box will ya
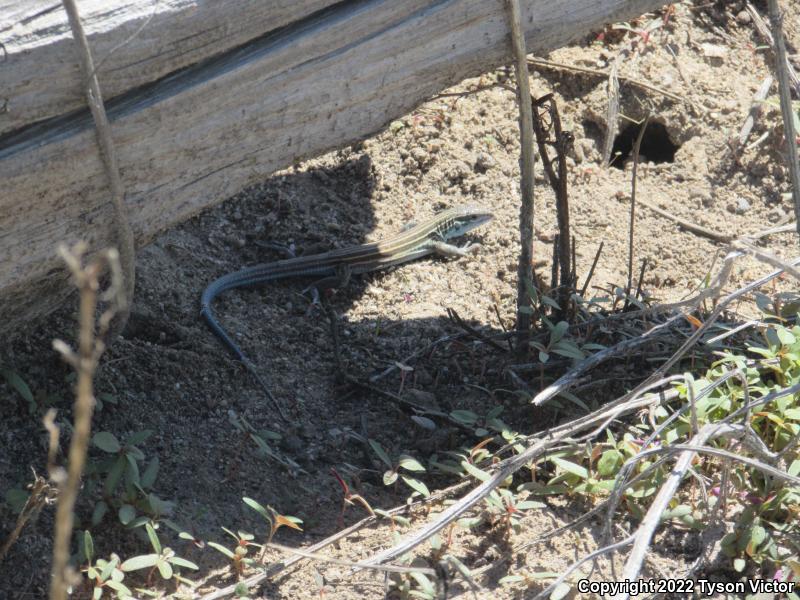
[0,0,665,337]
[0,0,341,135]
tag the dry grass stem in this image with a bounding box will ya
[49,244,125,600]
[62,0,135,339]
[504,0,536,342]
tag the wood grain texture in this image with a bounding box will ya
[0,0,665,336]
[0,0,340,135]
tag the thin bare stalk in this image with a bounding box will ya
[49,245,124,600]
[504,0,536,345]
[767,0,800,228]
[625,116,650,310]
[62,0,135,338]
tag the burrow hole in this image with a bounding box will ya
[609,121,680,169]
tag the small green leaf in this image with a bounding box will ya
[383,469,399,485]
[4,488,29,514]
[747,525,767,555]
[411,415,436,430]
[141,457,159,489]
[98,392,118,405]
[551,457,588,479]
[93,432,121,453]
[460,460,491,482]
[83,530,94,563]
[156,558,173,580]
[541,295,560,309]
[550,321,569,342]
[105,580,131,595]
[99,557,118,581]
[552,341,585,360]
[146,523,161,554]
[457,517,483,528]
[168,556,199,570]
[515,500,545,510]
[401,476,430,497]
[398,455,426,472]
[208,542,235,559]
[597,450,623,477]
[550,582,571,600]
[777,327,796,345]
[450,410,478,425]
[409,572,436,595]
[121,554,159,571]
[91,501,108,526]
[1,368,34,404]
[104,455,127,496]
[126,430,153,446]
[243,497,271,521]
[368,439,393,468]
[118,504,136,525]
[734,557,746,572]
[125,454,141,486]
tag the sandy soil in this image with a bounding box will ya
[2,1,799,598]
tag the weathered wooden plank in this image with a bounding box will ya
[0,0,340,135]
[0,0,665,336]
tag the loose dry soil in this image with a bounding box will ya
[2,1,800,598]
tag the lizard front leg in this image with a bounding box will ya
[429,240,482,258]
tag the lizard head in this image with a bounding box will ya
[442,205,494,239]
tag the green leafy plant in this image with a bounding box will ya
[331,467,375,526]
[119,523,197,587]
[242,497,302,552]
[78,531,133,599]
[87,430,174,528]
[1,366,36,414]
[369,439,430,499]
[207,528,260,578]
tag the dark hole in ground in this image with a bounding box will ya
[609,121,679,169]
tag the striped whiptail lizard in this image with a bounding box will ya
[201,204,493,415]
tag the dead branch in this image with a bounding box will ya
[737,75,773,147]
[638,199,732,243]
[766,0,800,228]
[527,58,685,104]
[62,0,135,340]
[49,244,125,600]
[504,0,537,343]
[625,115,650,309]
[0,472,56,561]
[602,58,620,166]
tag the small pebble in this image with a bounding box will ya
[736,10,751,24]
[474,152,495,173]
[727,197,751,214]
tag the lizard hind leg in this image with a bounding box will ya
[300,264,353,315]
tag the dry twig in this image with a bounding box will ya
[625,116,650,309]
[766,0,800,227]
[638,199,732,243]
[746,1,800,92]
[62,0,135,339]
[527,58,685,104]
[737,75,773,147]
[0,472,56,561]
[49,244,125,600]
[504,0,536,343]
[602,58,620,166]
